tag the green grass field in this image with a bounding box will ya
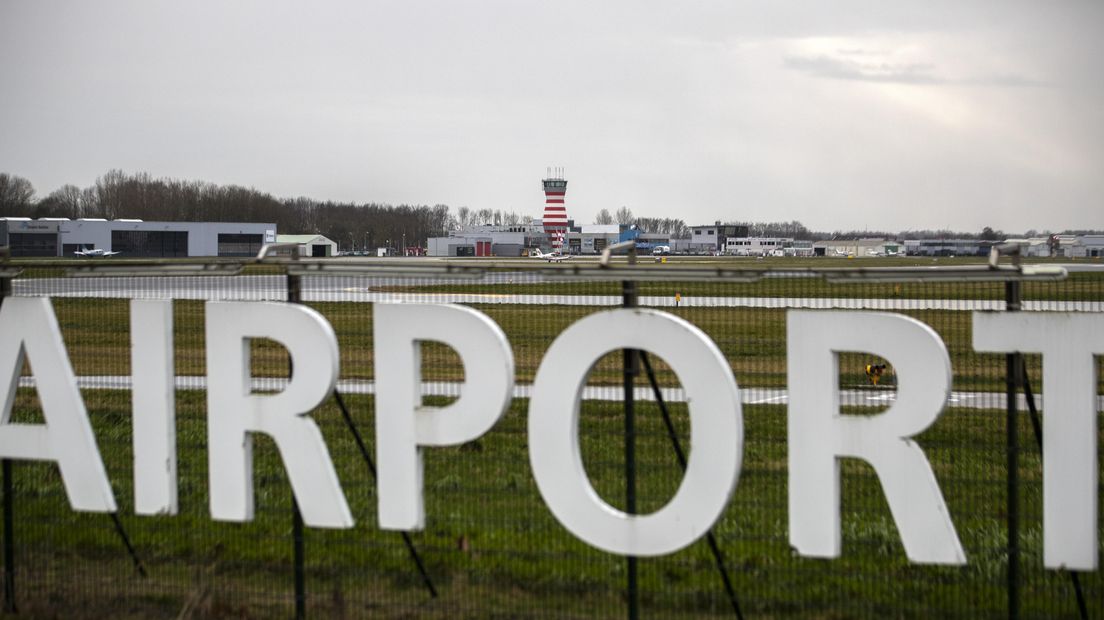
[375,270,1104,302]
[3,387,1098,618]
[47,295,1097,392]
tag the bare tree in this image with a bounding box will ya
[979,226,1002,241]
[36,184,84,218]
[637,217,689,237]
[92,169,130,219]
[80,186,99,217]
[727,219,813,239]
[594,208,613,225]
[0,173,36,214]
[431,204,452,235]
[615,206,634,225]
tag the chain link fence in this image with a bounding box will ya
[0,257,1101,618]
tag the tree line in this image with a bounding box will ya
[0,170,466,251]
[1,172,1095,248]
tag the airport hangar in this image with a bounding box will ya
[0,218,277,258]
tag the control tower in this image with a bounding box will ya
[542,168,569,251]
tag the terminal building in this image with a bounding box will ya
[426,221,678,257]
[685,223,750,254]
[427,224,539,257]
[0,218,276,257]
[726,237,794,256]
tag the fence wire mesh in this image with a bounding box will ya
[1,261,1102,618]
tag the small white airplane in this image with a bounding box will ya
[74,248,121,257]
[529,249,573,262]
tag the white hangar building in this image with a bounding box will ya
[0,218,277,258]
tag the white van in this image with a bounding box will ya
[652,245,671,256]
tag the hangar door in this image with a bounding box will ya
[7,233,58,257]
[111,231,188,257]
[218,233,264,257]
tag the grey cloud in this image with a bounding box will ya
[0,1,1099,231]
[784,55,943,84]
[835,48,893,57]
[784,55,1045,87]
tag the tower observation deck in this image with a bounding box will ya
[541,168,569,251]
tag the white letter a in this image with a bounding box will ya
[0,297,117,512]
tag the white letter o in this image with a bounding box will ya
[528,309,743,556]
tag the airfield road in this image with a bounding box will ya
[21,375,1103,412]
[12,274,1104,311]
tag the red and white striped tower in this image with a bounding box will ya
[542,167,569,252]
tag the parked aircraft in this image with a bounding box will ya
[529,249,573,263]
[74,248,120,257]
[867,248,898,257]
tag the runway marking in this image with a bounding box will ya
[18,376,1101,411]
[865,394,897,402]
[749,395,788,404]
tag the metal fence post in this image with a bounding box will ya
[1,459,11,615]
[0,273,14,614]
[1004,263,1022,620]
[287,266,307,620]
[621,246,639,620]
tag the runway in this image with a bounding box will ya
[19,375,1102,411]
[12,275,1104,312]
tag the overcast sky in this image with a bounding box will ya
[2,1,1101,232]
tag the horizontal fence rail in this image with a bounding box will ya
[0,256,1101,618]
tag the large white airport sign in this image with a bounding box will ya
[0,297,1100,570]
